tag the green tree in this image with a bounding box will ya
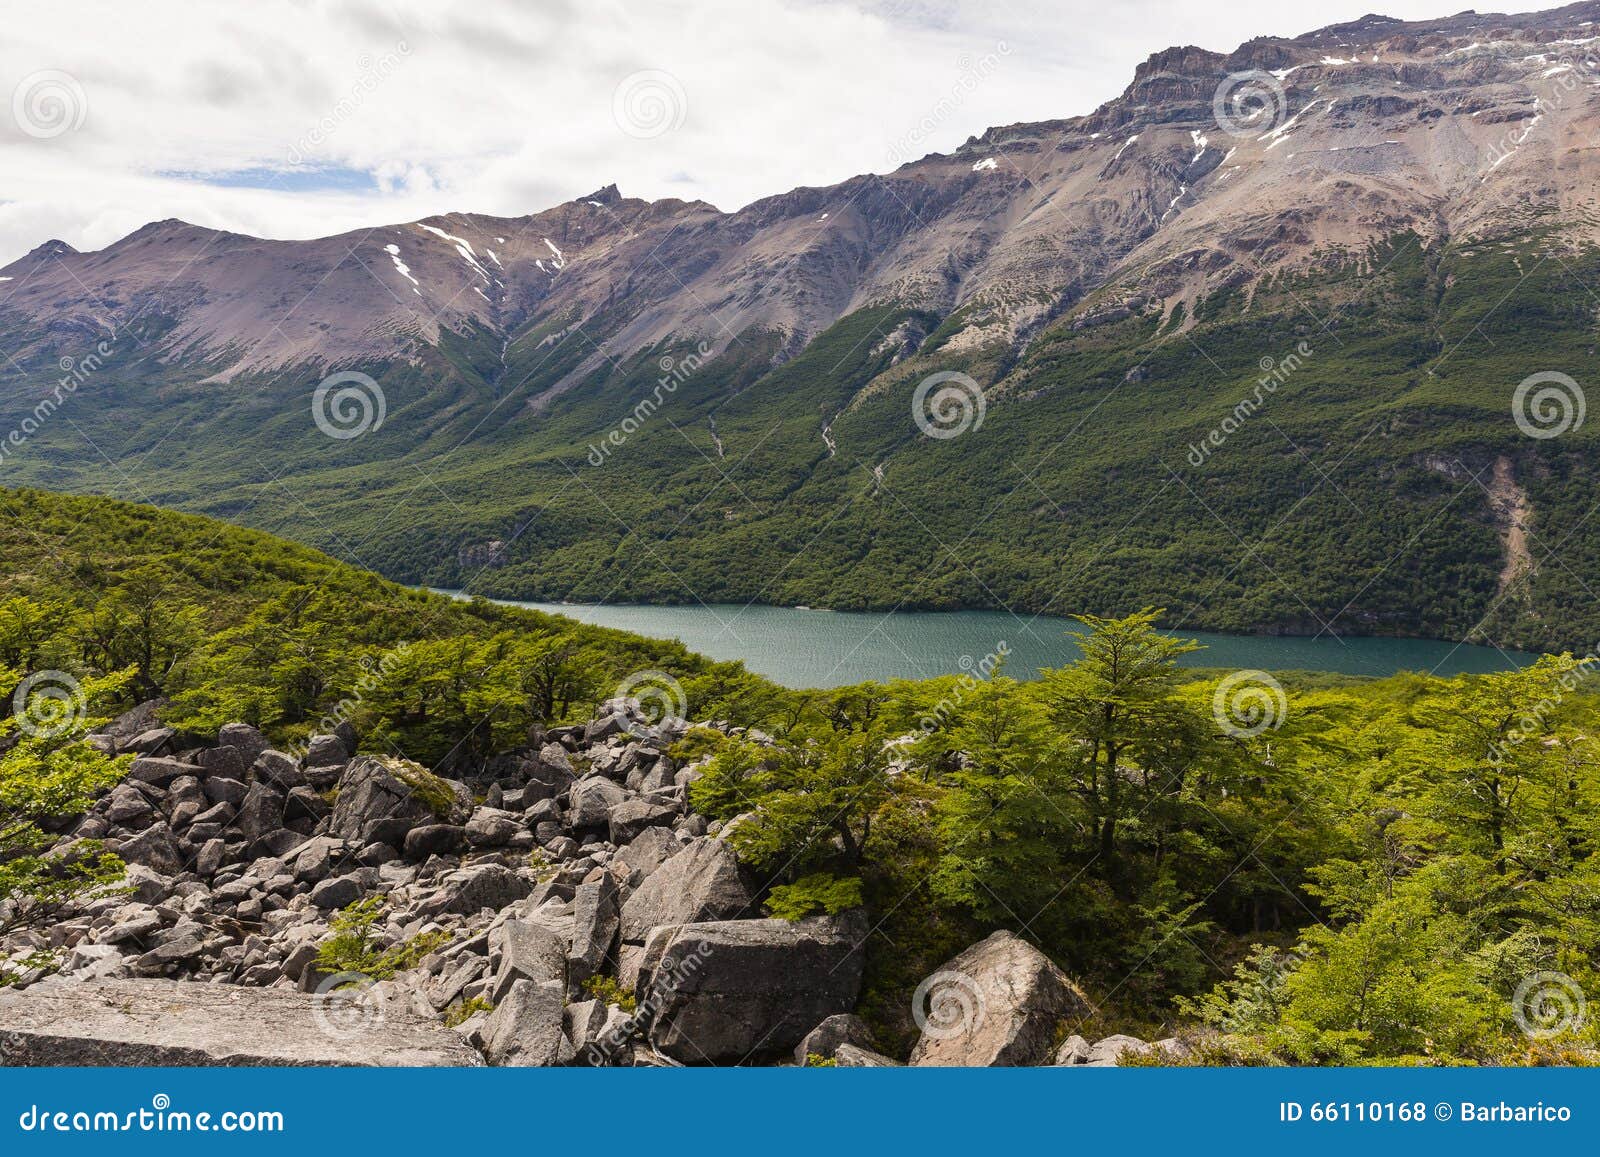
[0,663,134,946]
[1039,609,1207,894]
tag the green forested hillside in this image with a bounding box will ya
[0,485,775,767]
[2,234,1596,652]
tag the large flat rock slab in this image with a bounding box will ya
[0,980,481,1067]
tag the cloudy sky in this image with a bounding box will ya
[0,0,1555,266]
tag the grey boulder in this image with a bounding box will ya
[110,824,184,876]
[217,722,270,763]
[482,978,573,1066]
[492,919,567,1002]
[329,757,445,847]
[566,872,620,997]
[608,797,678,844]
[618,837,753,944]
[567,776,627,831]
[1084,1034,1158,1067]
[794,1012,877,1066]
[309,876,362,909]
[907,930,1094,1067]
[418,864,532,918]
[1054,1033,1093,1065]
[832,1043,904,1067]
[640,912,868,1064]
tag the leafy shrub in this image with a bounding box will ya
[765,873,864,921]
[443,996,493,1028]
[0,664,135,954]
[314,897,450,980]
[581,974,637,1011]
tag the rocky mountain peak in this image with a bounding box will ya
[3,2,1600,381]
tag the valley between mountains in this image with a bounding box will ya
[8,5,1600,653]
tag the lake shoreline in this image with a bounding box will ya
[432,590,1542,688]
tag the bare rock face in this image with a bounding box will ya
[908,930,1094,1067]
[482,978,573,1067]
[639,912,868,1064]
[618,837,753,945]
[6,7,1596,384]
[491,919,567,1001]
[0,979,481,1066]
[567,873,621,998]
[794,1012,877,1065]
[329,757,456,848]
[832,1043,904,1067]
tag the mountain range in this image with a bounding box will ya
[6,2,1600,652]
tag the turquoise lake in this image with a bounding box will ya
[439,594,1540,688]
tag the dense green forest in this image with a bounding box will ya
[4,235,1600,651]
[2,487,1597,1063]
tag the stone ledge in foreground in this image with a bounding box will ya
[0,979,482,1067]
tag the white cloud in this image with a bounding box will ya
[0,0,1557,266]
